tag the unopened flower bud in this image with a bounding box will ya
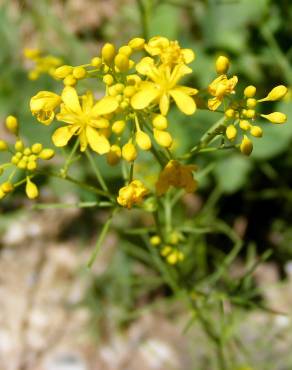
[103,74,114,85]
[106,145,121,166]
[1,181,14,193]
[122,141,137,162]
[63,75,76,86]
[72,66,86,79]
[136,130,151,150]
[246,98,257,108]
[54,65,73,79]
[261,112,287,124]
[240,135,253,156]
[244,85,256,98]
[226,125,237,141]
[239,120,251,131]
[15,140,24,152]
[150,235,161,246]
[91,57,102,67]
[112,120,126,135]
[153,129,173,148]
[152,115,168,130]
[258,85,288,102]
[225,108,235,118]
[39,149,55,160]
[119,45,132,57]
[31,143,43,154]
[25,178,39,199]
[215,56,230,74]
[5,115,19,135]
[0,140,8,151]
[245,109,255,119]
[101,43,116,64]
[250,126,263,137]
[114,53,129,72]
[128,38,145,50]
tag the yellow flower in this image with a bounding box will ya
[117,180,148,209]
[145,37,195,66]
[52,87,118,154]
[30,91,61,125]
[131,58,197,115]
[208,74,238,111]
[156,160,198,196]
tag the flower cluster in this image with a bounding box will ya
[24,48,63,80]
[150,232,185,265]
[24,38,288,212]
[207,56,288,155]
[0,115,55,200]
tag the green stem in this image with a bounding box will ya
[40,170,113,199]
[85,150,109,193]
[33,201,112,210]
[136,0,153,39]
[61,138,80,177]
[87,208,118,268]
[182,117,226,159]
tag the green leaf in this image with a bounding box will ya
[214,154,252,193]
[149,4,179,39]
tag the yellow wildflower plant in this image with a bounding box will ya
[4,36,284,273]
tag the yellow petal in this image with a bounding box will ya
[208,97,222,111]
[159,94,170,116]
[81,91,94,113]
[131,87,159,110]
[92,96,119,116]
[86,126,110,154]
[79,129,88,152]
[182,48,195,63]
[52,125,78,147]
[61,87,82,113]
[170,89,196,115]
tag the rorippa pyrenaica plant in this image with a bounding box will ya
[0,37,288,368]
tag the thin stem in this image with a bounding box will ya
[182,117,226,159]
[87,208,118,268]
[85,150,109,193]
[61,138,80,177]
[39,170,112,199]
[33,201,112,210]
